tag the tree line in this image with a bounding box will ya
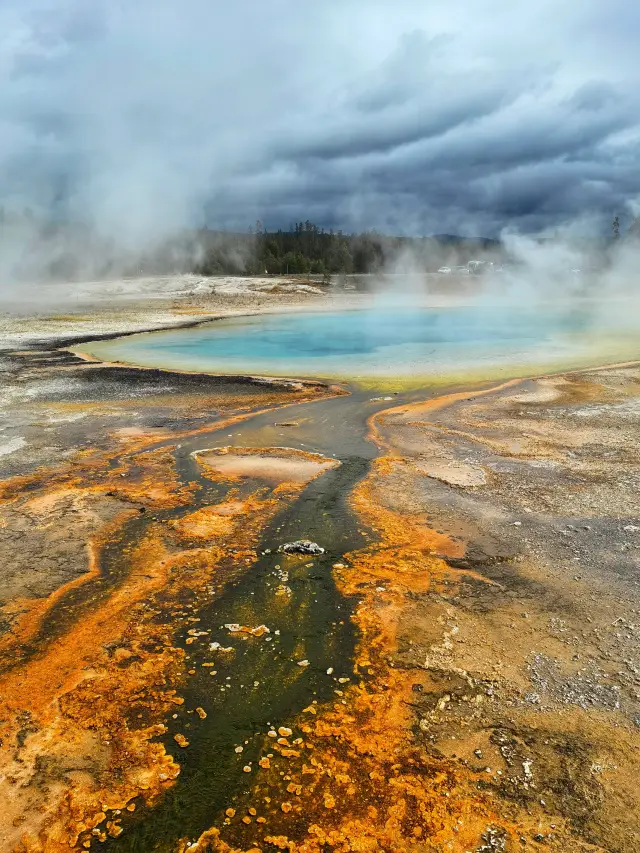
[193,220,502,278]
[2,208,637,284]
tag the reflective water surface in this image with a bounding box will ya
[82,304,638,383]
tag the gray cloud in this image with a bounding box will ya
[0,0,639,242]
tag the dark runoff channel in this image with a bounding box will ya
[97,386,412,851]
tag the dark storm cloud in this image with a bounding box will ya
[0,0,639,240]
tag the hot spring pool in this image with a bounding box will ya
[79,303,639,387]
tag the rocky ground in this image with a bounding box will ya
[0,278,638,852]
[353,367,640,851]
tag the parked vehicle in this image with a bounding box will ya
[467,260,494,274]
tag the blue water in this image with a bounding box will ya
[84,304,633,383]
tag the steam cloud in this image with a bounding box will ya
[1,0,640,297]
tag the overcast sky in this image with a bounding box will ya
[1,0,639,240]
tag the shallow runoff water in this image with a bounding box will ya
[81,301,640,387]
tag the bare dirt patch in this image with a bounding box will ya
[196,447,340,486]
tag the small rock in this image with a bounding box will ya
[477,826,507,851]
[280,540,325,555]
[436,694,451,711]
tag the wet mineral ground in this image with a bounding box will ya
[0,293,639,853]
